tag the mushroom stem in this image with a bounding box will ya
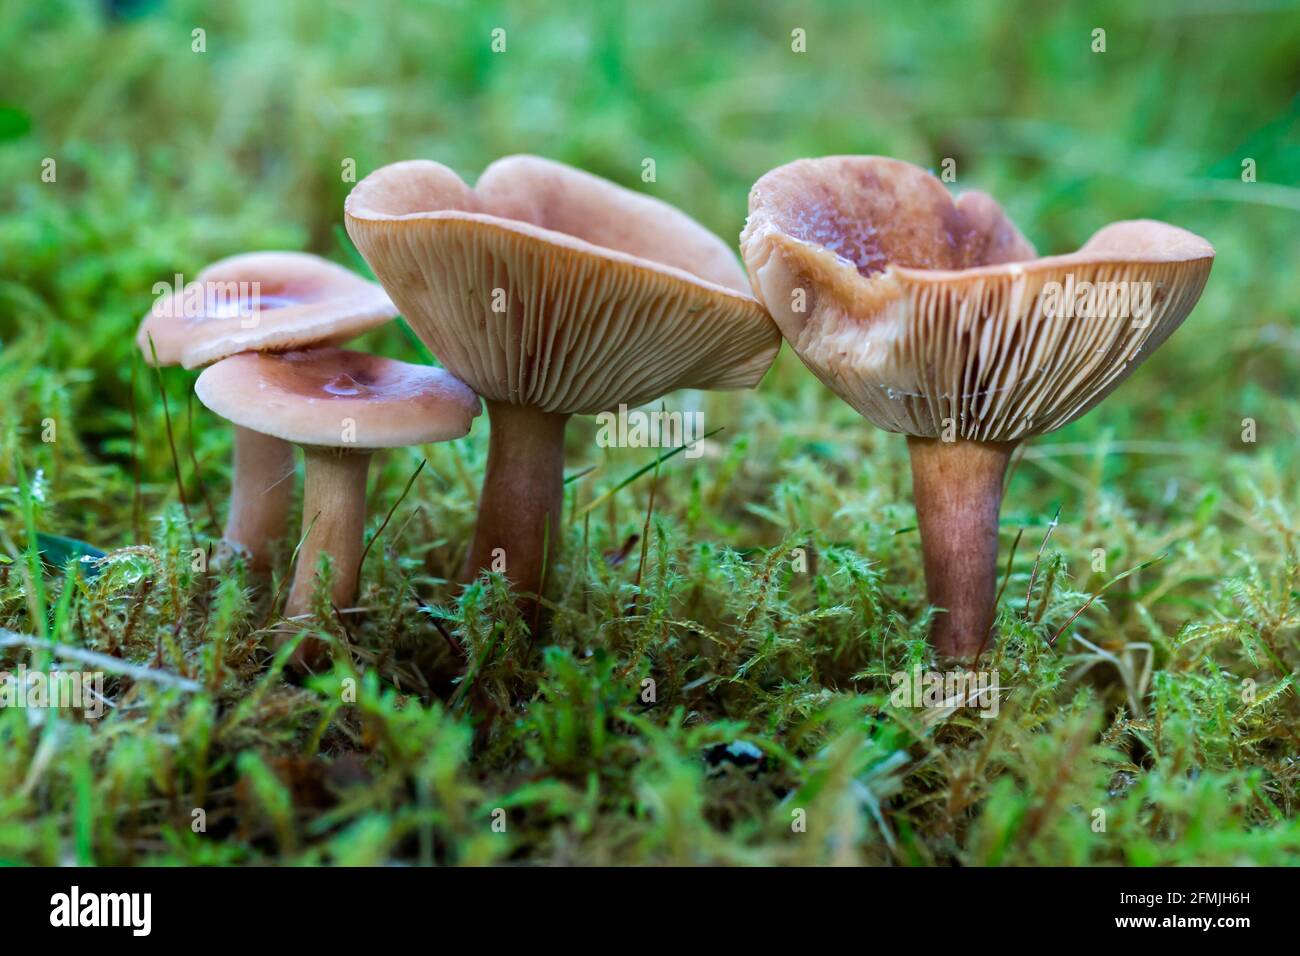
[285,448,372,623]
[221,425,296,572]
[906,437,1017,659]
[464,400,570,605]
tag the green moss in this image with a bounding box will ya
[0,0,1297,865]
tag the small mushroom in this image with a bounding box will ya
[138,252,396,570]
[194,348,481,646]
[741,156,1213,658]
[344,156,781,606]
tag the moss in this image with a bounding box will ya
[1,0,1298,865]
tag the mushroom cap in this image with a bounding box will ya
[741,156,1215,441]
[138,251,398,369]
[194,348,481,449]
[344,155,781,415]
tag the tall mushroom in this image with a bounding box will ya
[741,156,1213,658]
[138,252,397,570]
[344,156,781,605]
[195,347,481,664]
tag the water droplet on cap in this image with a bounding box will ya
[324,374,367,397]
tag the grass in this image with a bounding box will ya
[0,0,1298,865]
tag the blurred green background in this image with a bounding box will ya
[0,0,1298,865]
[1,0,1297,527]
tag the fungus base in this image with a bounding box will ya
[284,448,373,666]
[220,426,297,572]
[907,437,1017,659]
[464,401,570,611]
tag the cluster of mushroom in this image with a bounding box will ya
[141,153,1213,667]
[138,252,480,665]
[139,157,780,667]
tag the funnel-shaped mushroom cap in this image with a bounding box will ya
[138,252,398,369]
[344,155,781,414]
[195,348,481,449]
[741,156,1214,441]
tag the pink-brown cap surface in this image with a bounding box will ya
[195,348,481,448]
[138,251,398,369]
[343,155,781,414]
[741,156,1215,441]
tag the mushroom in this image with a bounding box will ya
[138,252,397,570]
[194,348,481,649]
[741,156,1213,658]
[344,155,781,605]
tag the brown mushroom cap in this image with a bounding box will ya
[741,156,1214,442]
[344,155,781,414]
[138,252,398,369]
[194,348,481,448]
